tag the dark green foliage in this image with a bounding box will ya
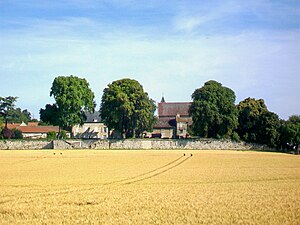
[237,97,281,148]
[58,130,68,139]
[0,126,2,139]
[237,98,268,142]
[12,128,23,139]
[40,104,60,126]
[47,131,57,140]
[0,96,18,128]
[7,108,31,123]
[255,111,280,147]
[100,78,156,138]
[189,80,238,138]
[41,75,95,132]
[279,115,300,151]
[232,131,240,142]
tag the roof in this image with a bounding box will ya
[6,123,21,129]
[17,126,59,133]
[176,116,193,126]
[158,102,191,118]
[153,117,176,129]
[6,123,59,133]
[85,112,101,123]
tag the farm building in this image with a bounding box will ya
[7,122,59,139]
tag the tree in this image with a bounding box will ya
[0,96,18,128]
[189,80,238,138]
[279,115,300,152]
[255,111,281,147]
[236,97,268,142]
[236,97,281,148]
[8,108,32,123]
[100,78,156,138]
[41,75,95,132]
[40,104,60,126]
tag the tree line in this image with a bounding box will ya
[189,80,299,151]
[1,76,299,151]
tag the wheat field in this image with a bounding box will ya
[0,150,299,225]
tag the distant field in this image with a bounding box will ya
[0,150,299,224]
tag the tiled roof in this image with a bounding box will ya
[17,126,59,133]
[6,124,21,129]
[154,117,176,129]
[6,123,59,133]
[158,102,191,117]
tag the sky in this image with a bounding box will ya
[0,0,299,120]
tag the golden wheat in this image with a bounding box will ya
[0,150,299,224]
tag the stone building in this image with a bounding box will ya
[151,97,192,139]
[72,112,108,139]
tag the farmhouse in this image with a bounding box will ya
[151,97,192,139]
[72,112,108,139]
[7,122,59,139]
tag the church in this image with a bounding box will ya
[151,97,192,139]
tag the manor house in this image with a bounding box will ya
[151,97,192,139]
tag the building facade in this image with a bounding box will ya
[72,112,109,139]
[152,98,192,139]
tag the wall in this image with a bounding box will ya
[0,140,53,150]
[0,139,270,150]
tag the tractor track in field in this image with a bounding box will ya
[104,155,186,185]
[123,156,192,185]
[0,154,191,204]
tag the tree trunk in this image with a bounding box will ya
[5,117,8,129]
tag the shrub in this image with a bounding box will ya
[3,127,13,139]
[59,130,68,139]
[232,132,240,142]
[12,128,23,139]
[0,126,3,139]
[47,131,57,140]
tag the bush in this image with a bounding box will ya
[232,132,240,142]
[59,130,68,139]
[3,127,13,139]
[12,128,23,139]
[0,126,3,139]
[47,131,57,140]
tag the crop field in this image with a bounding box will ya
[0,150,299,225]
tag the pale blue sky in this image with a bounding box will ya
[0,0,299,119]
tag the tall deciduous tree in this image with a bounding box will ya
[189,80,238,138]
[237,97,268,142]
[237,97,281,147]
[41,75,95,132]
[255,111,280,147]
[100,78,156,138]
[279,115,300,152]
[8,108,32,123]
[0,96,18,128]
